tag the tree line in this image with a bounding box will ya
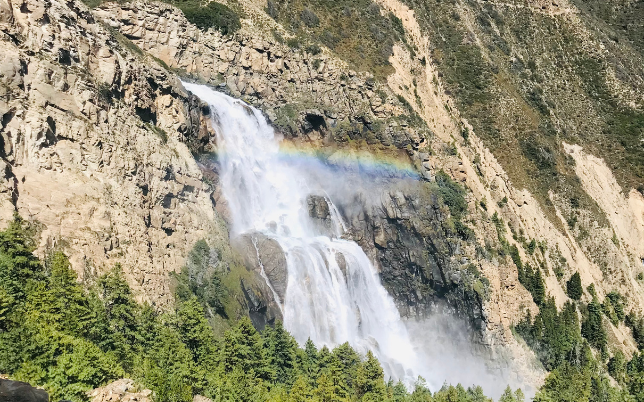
[0,216,515,402]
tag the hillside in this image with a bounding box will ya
[1,0,644,401]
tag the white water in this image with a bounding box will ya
[183,82,428,385]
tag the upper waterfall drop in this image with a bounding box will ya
[182,82,427,386]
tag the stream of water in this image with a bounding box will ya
[183,82,429,386]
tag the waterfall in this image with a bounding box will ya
[183,82,427,386]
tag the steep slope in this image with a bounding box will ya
[3,0,644,395]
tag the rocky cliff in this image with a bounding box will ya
[0,0,230,307]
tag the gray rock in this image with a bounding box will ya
[0,379,48,402]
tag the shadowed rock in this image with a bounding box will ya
[0,379,48,402]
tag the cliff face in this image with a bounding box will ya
[0,0,226,307]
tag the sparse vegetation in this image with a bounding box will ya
[266,0,407,79]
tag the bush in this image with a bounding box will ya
[178,1,241,35]
[300,8,320,27]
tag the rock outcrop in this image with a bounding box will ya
[88,379,152,402]
[93,1,432,153]
[232,232,286,328]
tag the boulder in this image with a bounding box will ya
[0,379,48,402]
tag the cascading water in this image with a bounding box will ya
[183,82,427,386]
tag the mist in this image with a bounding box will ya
[405,312,536,399]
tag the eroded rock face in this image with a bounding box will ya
[333,181,485,326]
[0,0,221,307]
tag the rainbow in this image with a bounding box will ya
[276,142,419,180]
[201,141,420,180]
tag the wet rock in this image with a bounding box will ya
[307,195,330,220]
[233,232,288,301]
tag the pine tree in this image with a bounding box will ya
[355,351,386,401]
[409,377,432,402]
[582,298,607,353]
[499,386,518,402]
[289,375,313,402]
[387,380,409,402]
[317,346,333,372]
[265,321,298,385]
[220,316,273,381]
[566,273,582,300]
[531,267,546,306]
[332,342,360,391]
[142,326,195,402]
[302,338,319,381]
[175,297,217,365]
[608,351,626,384]
[47,252,93,336]
[97,265,141,358]
[0,216,43,304]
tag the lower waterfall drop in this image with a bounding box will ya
[183,82,427,386]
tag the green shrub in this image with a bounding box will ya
[177,1,241,35]
[300,8,320,27]
[266,0,404,79]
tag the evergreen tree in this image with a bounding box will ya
[46,252,93,336]
[582,298,607,353]
[219,316,273,381]
[264,321,298,385]
[387,380,409,402]
[605,292,625,323]
[608,351,626,384]
[314,371,346,402]
[141,326,195,402]
[531,267,546,306]
[332,342,360,391]
[0,216,43,304]
[409,377,433,402]
[175,297,217,365]
[317,346,333,372]
[499,386,523,402]
[301,338,319,382]
[534,363,592,402]
[566,273,583,301]
[355,351,386,401]
[97,265,142,359]
[288,375,313,402]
